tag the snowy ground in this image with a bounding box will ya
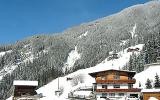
[0,50,12,57]
[134,64,160,88]
[130,23,137,38]
[36,44,144,100]
[148,97,158,100]
[0,50,14,80]
[0,51,6,57]
[78,31,88,38]
[63,46,81,72]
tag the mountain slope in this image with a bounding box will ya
[36,44,144,100]
[1,1,160,99]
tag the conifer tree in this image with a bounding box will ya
[145,78,152,89]
[154,73,160,88]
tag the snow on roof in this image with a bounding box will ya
[141,89,160,93]
[13,80,38,86]
[148,97,158,100]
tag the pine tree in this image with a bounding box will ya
[145,78,152,89]
[154,73,160,88]
[158,32,160,46]
[128,55,134,71]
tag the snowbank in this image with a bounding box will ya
[6,96,13,100]
[134,65,160,88]
[148,97,158,100]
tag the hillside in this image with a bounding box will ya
[36,44,144,100]
[1,1,160,99]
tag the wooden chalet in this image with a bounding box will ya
[107,53,119,61]
[13,80,39,100]
[127,47,139,52]
[89,69,141,100]
[142,89,160,100]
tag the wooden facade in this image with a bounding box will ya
[13,80,39,100]
[96,88,141,92]
[14,86,37,97]
[96,79,136,84]
[143,92,160,100]
[90,69,136,82]
[142,89,160,100]
[127,48,139,52]
[89,69,141,99]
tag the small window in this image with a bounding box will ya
[114,84,120,88]
[109,93,115,97]
[119,93,124,96]
[128,84,133,89]
[101,76,106,80]
[102,93,107,97]
[102,85,107,89]
[114,72,120,80]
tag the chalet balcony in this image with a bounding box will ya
[96,79,136,84]
[96,88,141,92]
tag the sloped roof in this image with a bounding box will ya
[89,69,136,77]
[13,80,38,86]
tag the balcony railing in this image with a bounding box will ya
[96,88,141,92]
[96,79,136,84]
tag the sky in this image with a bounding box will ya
[0,0,148,44]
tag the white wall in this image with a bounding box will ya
[96,92,128,100]
[97,84,102,89]
[120,84,128,89]
[97,84,128,89]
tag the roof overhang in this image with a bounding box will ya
[89,69,136,77]
[13,80,38,86]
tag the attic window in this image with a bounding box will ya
[114,72,120,80]
[101,76,106,80]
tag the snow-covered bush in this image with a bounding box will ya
[71,74,84,86]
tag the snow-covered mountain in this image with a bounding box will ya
[1,1,160,99]
[36,43,160,100]
[36,44,144,100]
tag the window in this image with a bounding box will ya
[101,76,106,80]
[114,84,120,88]
[114,72,120,80]
[109,93,115,97]
[128,84,133,89]
[102,93,108,97]
[102,85,107,89]
[128,77,132,80]
[118,93,124,96]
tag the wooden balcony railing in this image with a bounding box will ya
[96,79,136,84]
[96,88,141,92]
